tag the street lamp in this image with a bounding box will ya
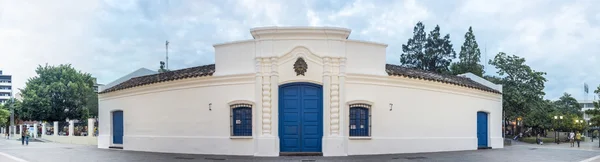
[554,115,564,144]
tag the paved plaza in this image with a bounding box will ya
[1,138,600,162]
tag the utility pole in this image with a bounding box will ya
[9,94,14,139]
[166,40,169,70]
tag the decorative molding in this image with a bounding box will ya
[328,57,341,135]
[228,100,256,107]
[270,57,278,76]
[99,74,256,100]
[346,74,502,101]
[261,58,272,135]
[293,57,308,76]
[346,100,375,106]
[279,46,323,66]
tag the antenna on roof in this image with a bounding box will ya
[165,40,169,70]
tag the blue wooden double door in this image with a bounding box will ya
[279,83,323,152]
[477,111,488,148]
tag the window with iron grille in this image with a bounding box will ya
[349,103,371,137]
[231,104,252,136]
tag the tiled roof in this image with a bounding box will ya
[99,64,215,94]
[385,64,501,94]
[100,63,500,94]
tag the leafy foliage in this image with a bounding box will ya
[401,22,456,73]
[0,104,9,127]
[488,52,547,120]
[554,93,582,117]
[450,26,484,76]
[20,64,95,122]
[585,85,600,127]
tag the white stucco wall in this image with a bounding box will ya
[99,74,256,155]
[344,74,503,155]
[99,26,502,157]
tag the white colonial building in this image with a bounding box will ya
[98,26,503,156]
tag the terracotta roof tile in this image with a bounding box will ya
[100,63,500,94]
[99,64,215,94]
[385,64,501,94]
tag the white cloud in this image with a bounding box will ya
[0,0,598,102]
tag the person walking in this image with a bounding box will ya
[575,131,581,148]
[569,131,575,147]
[21,129,27,145]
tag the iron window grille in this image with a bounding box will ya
[349,103,371,137]
[230,103,252,136]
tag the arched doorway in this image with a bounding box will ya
[279,82,323,153]
[477,111,489,148]
[112,110,124,145]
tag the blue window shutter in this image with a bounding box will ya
[349,106,369,137]
[232,106,252,136]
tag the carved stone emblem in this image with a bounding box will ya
[293,57,308,76]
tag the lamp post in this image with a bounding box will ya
[554,115,563,144]
[588,122,593,142]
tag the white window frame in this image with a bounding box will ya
[347,100,373,140]
[228,100,254,139]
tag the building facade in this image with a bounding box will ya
[98,27,503,156]
[0,70,12,104]
[579,100,595,121]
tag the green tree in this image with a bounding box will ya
[158,61,169,73]
[401,22,456,73]
[450,26,484,76]
[0,104,9,127]
[524,100,555,133]
[20,64,95,122]
[400,22,427,70]
[488,52,547,121]
[554,93,582,117]
[585,85,600,128]
[424,25,456,74]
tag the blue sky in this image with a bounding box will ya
[0,0,599,100]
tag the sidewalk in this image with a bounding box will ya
[514,139,600,152]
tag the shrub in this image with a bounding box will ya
[520,137,555,144]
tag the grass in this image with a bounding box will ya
[520,137,586,144]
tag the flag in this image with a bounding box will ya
[584,83,589,94]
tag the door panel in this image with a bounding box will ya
[279,83,323,152]
[113,111,124,144]
[477,112,488,148]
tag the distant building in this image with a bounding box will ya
[92,77,104,93]
[101,68,158,91]
[579,99,596,121]
[0,70,12,104]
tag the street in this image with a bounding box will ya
[1,138,600,162]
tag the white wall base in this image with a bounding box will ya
[123,135,254,155]
[348,137,476,155]
[323,136,347,156]
[490,137,504,148]
[97,135,110,149]
[254,136,279,156]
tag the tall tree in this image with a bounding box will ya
[488,52,547,121]
[450,26,484,76]
[554,93,583,117]
[20,64,95,122]
[400,22,427,69]
[401,23,456,73]
[424,25,456,73]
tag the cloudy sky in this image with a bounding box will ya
[1,0,599,100]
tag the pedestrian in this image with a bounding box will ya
[21,129,27,145]
[575,131,581,148]
[569,131,575,147]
